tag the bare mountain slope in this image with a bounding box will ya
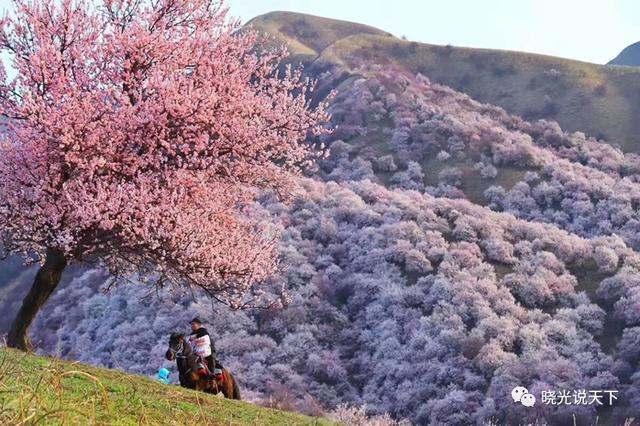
[245,11,393,58]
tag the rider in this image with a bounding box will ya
[188,317,219,375]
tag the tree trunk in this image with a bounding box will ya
[6,248,67,351]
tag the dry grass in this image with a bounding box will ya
[245,11,392,58]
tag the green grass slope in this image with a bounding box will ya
[0,347,336,426]
[248,12,640,152]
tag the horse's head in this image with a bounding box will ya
[166,333,185,361]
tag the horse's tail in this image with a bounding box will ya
[230,372,241,400]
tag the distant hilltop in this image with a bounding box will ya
[609,41,640,67]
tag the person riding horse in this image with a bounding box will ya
[165,332,241,399]
[188,317,221,377]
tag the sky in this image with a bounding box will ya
[0,0,635,65]
[226,0,639,64]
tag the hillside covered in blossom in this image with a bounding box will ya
[2,12,640,426]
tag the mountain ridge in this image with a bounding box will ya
[249,11,640,153]
[245,11,394,58]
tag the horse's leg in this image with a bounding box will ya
[204,377,216,394]
[194,372,215,394]
[190,372,204,392]
[177,360,188,388]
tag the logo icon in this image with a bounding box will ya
[512,386,536,407]
[521,393,536,407]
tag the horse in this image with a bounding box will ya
[165,332,241,399]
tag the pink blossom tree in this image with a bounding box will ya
[0,0,328,350]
